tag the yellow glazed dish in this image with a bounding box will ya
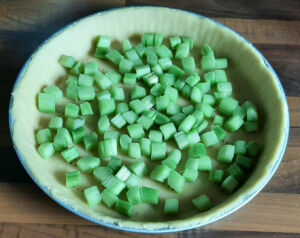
[9,7,289,233]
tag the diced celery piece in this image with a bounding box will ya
[213,126,227,141]
[156,95,169,112]
[191,87,203,103]
[201,130,219,147]
[125,49,139,61]
[149,130,162,143]
[119,58,133,74]
[135,44,146,58]
[80,102,93,116]
[224,115,244,132]
[168,65,185,78]
[98,99,115,116]
[186,74,200,87]
[209,170,225,184]
[218,97,239,116]
[154,33,164,46]
[213,114,224,126]
[93,166,113,182]
[101,188,118,208]
[164,87,178,103]
[162,149,181,170]
[247,141,260,156]
[198,155,212,172]
[94,72,111,90]
[188,143,206,158]
[36,128,52,144]
[111,87,125,101]
[126,173,142,188]
[178,115,196,133]
[175,43,189,59]
[66,117,85,131]
[65,171,81,188]
[217,82,232,96]
[98,115,110,134]
[111,114,127,129]
[130,99,146,114]
[151,142,166,160]
[228,163,246,181]
[158,58,173,71]
[139,137,151,156]
[128,143,141,159]
[131,86,146,100]
[44,85,63,101]
[182,56,196,73]
[185,158,199,171]
[53,128,72,152]
[236,154,252,170]
[126,186,141,205]
[136,65,151,79]
[78,86,95,101]
[98,139,117,158]
[156,45,173,59]
[186,129,201,146]
[169,36,181,49]
[104,130,120,140]
[71,127,85,144]
[116,102,129,114]
[116,199,134,217]
[107,156,122,172]
[141,187,158,205]
[142,33,154,46]
[160,122,177,140]
[84,186,101,207]
[151,64,164,76]
[77,156,101,173]
[120,134,132,153]
[215,58,228,69]
[217,145,235,164]
[181,84,192,98]
[127,123,145,140]
[130,161,148,177]
[164,198,179,215]
[102,175,126,195]
[182,36,194,49]
[159,73,175,88]
[150,83,165,97]
[235,140,247,155]
[183,168,198,182]
[174,131,189,150]
[70,61,84,76]
[150,164,171,182]
[244,121,259,132]
[105,50,124,65]
[106,71,122,86]
[122,110,138,125]
[37,142,55,159]
[61,146,80,163]
[192,194,212,211]
[116,165,131,182]
[38,93,56,114]
[58,55,76,68]
[83,132,98,151]
[49,116,63,130]
[168,170,185,194]
[221,175,239,193]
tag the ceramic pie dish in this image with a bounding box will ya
[9,7,289,233]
